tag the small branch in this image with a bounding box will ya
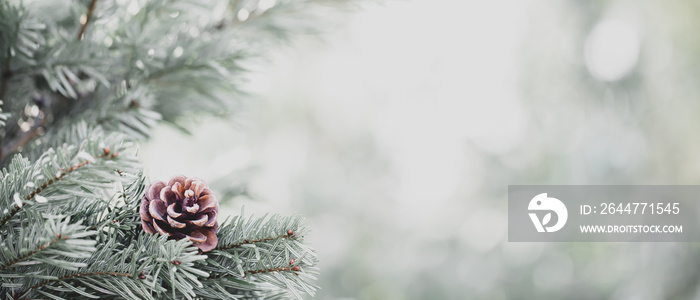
[1,20,21,101]
[245,266,297,276]
[215,231,298,251]
[0,113,47,160]
[0,128,42,158]
[77,0,98,41]
[0,148,118,228]
[0,234,64,272]
[0,44,13,101]
[208,265,300,280]
[0,70,10,101]
[20,271,132,299]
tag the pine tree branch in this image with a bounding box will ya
[245,266,299,276]
[77,0,98,41]
[0,147,118,229]
[0,0,362,297]
[18,271,133,299]
[0,234,64,272]
[215,231,298,251]
[208,265,300,280]
[202,215,318,299]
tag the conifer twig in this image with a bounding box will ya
[19,271,132,299]
[215,232,298,251]
[244,265,300,276]
[0,234,64,272]
[208,265,301,280]
[77,0,98,41]
[0,148,118,228]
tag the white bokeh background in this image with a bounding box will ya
[142,2,529,297]
[139,0,699,299]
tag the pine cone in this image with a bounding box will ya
[140,175,219,252]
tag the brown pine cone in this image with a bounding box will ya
[140,175,219,252]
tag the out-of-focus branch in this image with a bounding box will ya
[1,43,12,101]
[0,110,47,160]
[0,71,9,101]
[77,0,98,41]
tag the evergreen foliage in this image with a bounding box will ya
[0,0,356,298]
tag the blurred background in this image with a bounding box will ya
[140,0,700,299]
